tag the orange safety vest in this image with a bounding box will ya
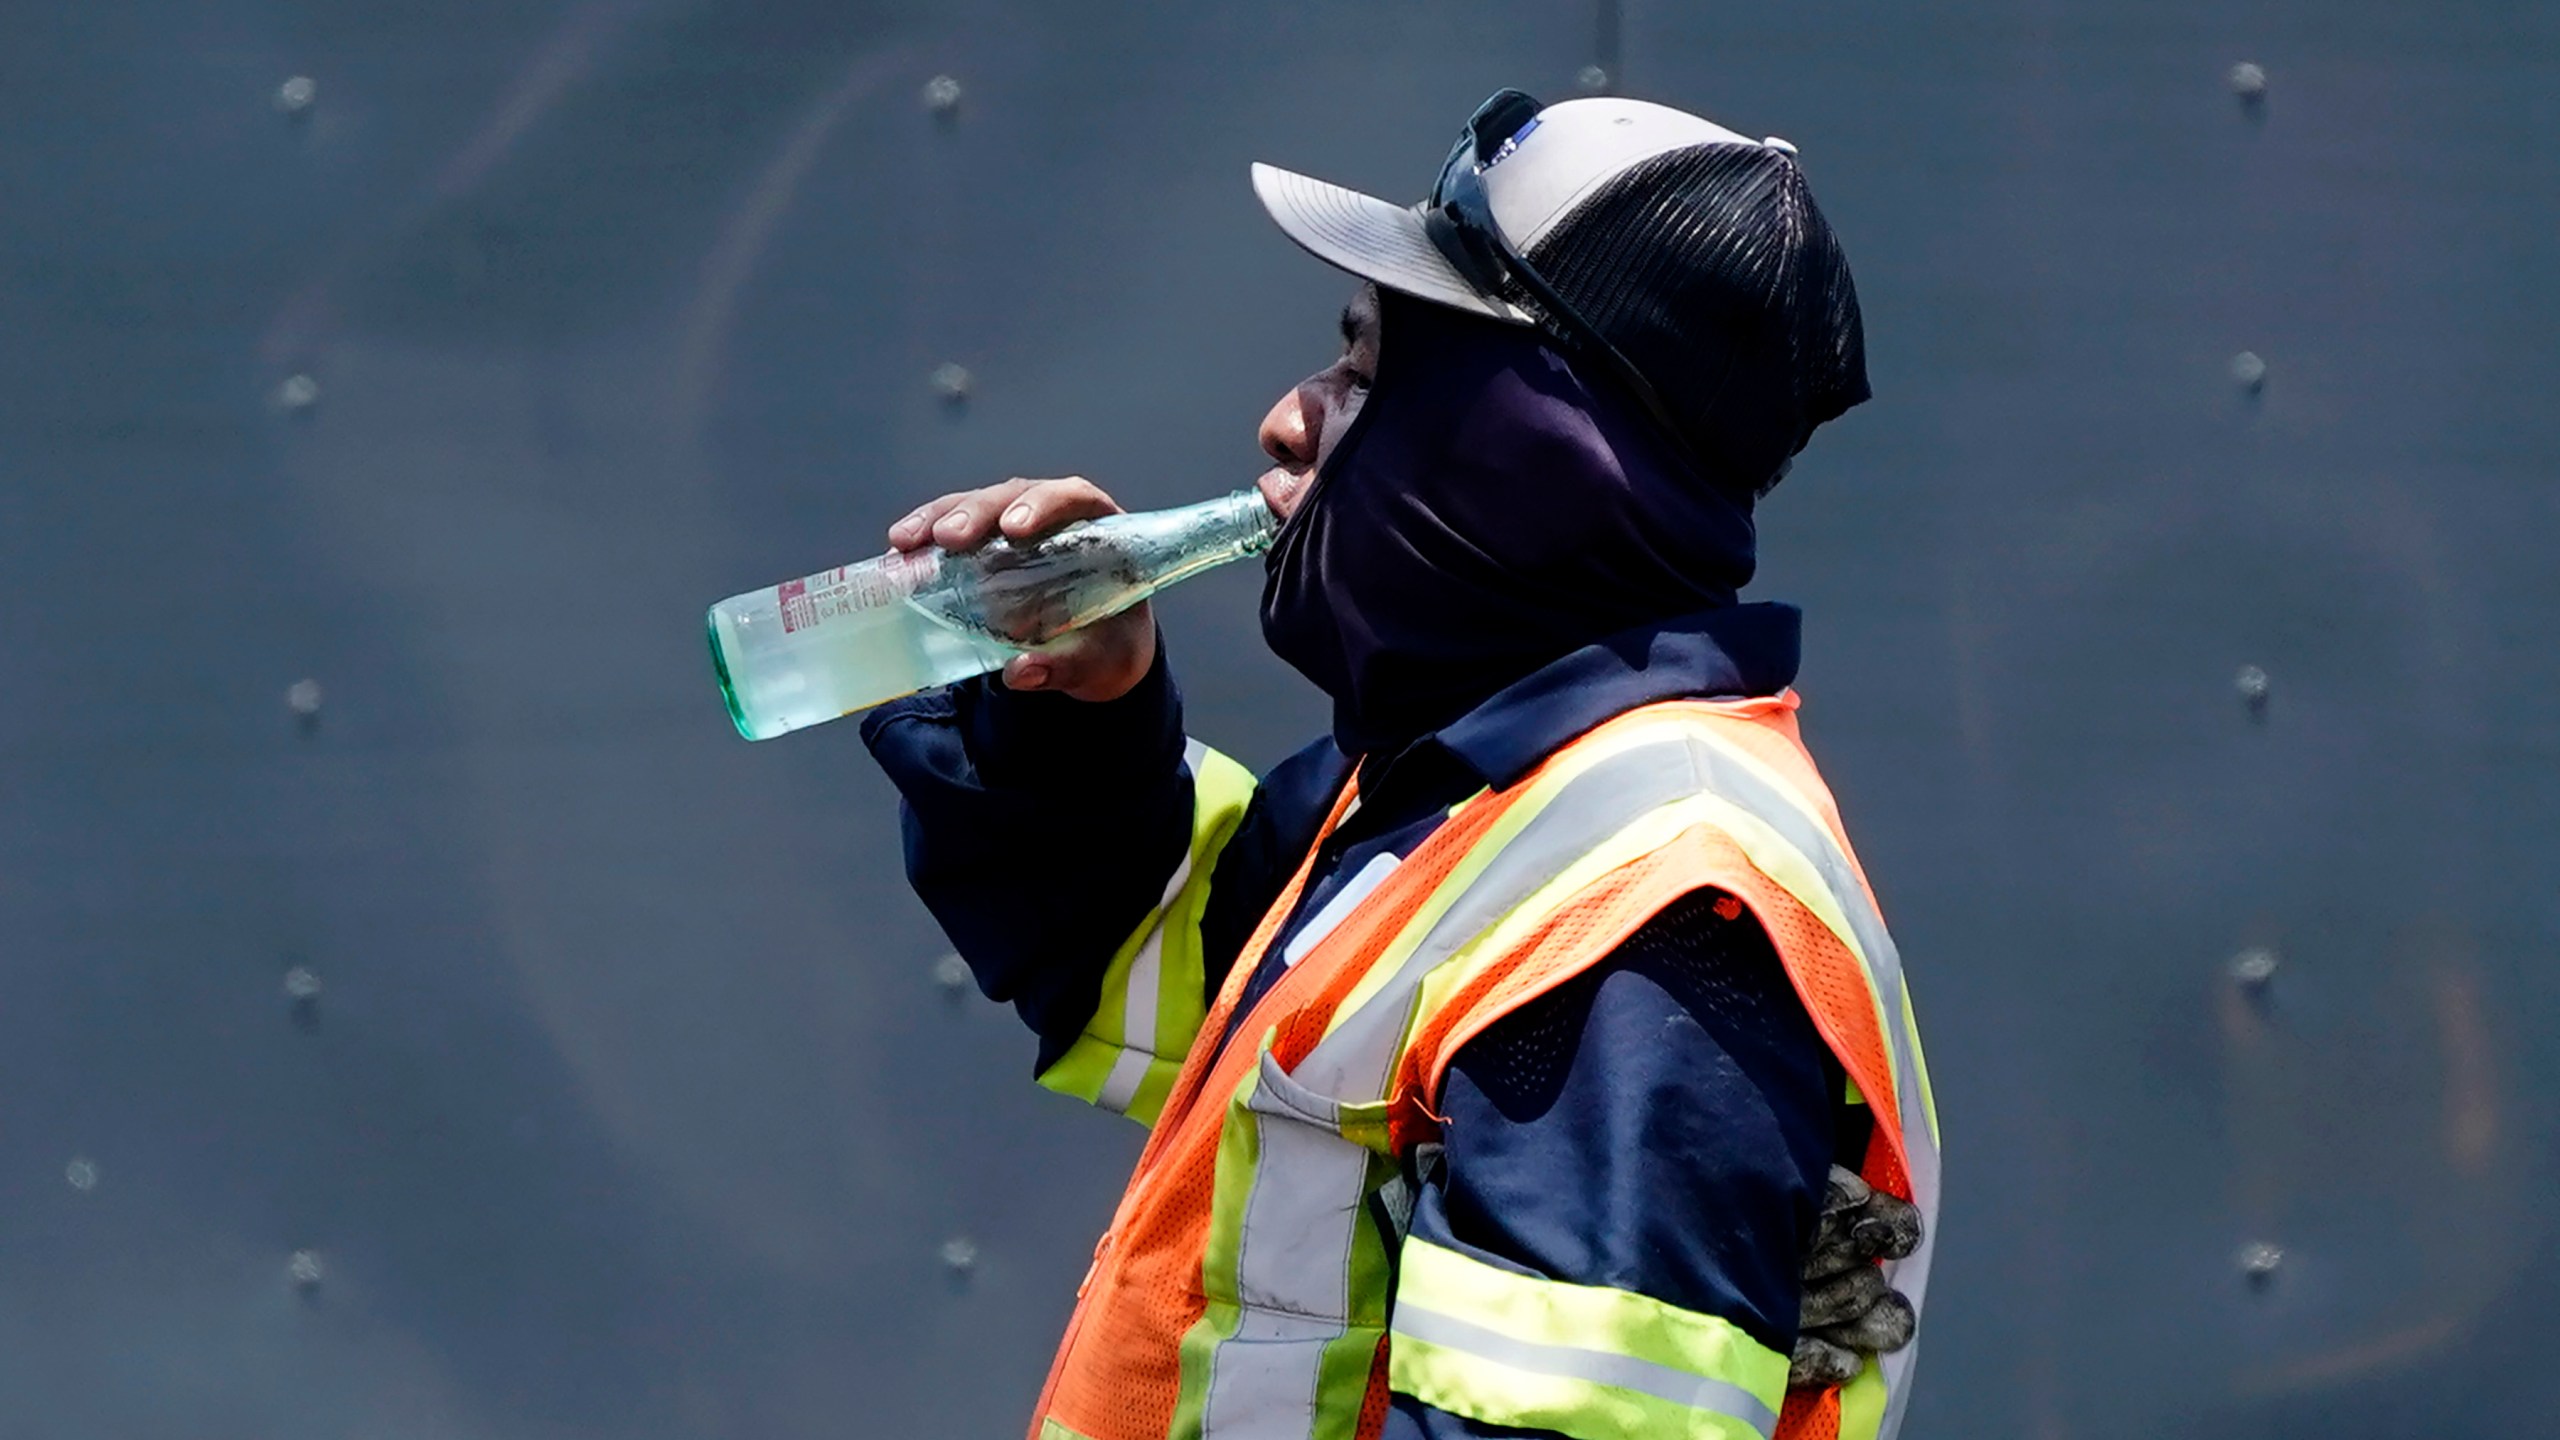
[1031,695,1941,1440]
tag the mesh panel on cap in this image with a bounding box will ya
[1525,143,1869,499]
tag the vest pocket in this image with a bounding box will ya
[1222,1047,1400,1323]
[1188,1049,1401,1438]
[1245,1048,1396,1153]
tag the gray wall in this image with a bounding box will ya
[3,2,2554,1436]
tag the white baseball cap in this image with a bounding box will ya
[1253,94,1782,323]
[1249,89,1869,495]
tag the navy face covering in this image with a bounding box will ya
[1260,290,1764,759]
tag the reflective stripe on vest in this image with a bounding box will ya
[1036,697,1939,1440]
[1189,725,1747,1435]
[1389,1237,1786,1440]
[1039,739,1259,1125]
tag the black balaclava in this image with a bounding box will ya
[1260,289,1764,758]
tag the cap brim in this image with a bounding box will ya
[1250,162,1530,323]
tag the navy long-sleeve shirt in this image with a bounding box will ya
[862,606,1848,1439]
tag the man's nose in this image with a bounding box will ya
[1260,385,1320,470]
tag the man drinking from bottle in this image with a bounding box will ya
[862,88,1939,1440]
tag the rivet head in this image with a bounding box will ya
[940,1236,979,1273]
[1574,64,1610,95]
[2237,1240,2283,1282]
[288,1249,325,1289]
[276,373,321,413]
[2235,665,2271,713]
[929,362,973,403]
[932,952,972,995]
[2229,947,2278,990]
[923,75,963,116]
[65,1156,100,1192]
[283,966,323,1001]
[275,75,318,115]
[2230,350,2267,394]
[2228,62,2268,101]
[286,678,324,721]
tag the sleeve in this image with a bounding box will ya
[1380,891,1846,1440]
[857,641,1282,1125]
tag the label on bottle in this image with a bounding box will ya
[778,553,936,634]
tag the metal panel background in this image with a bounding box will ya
[2,1,2553,1436]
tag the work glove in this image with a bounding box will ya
[1788,1164,1922,1389]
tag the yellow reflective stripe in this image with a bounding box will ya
[1320,717,1719,1037]
[1034,1034,1112,1108]
[1323,719,1740,1048]
[1838,1358,1889,1440]
[1389,1239,1786,1440]
[1317,781,1549,1034]
[1037,1035,1185,1125]
[1399,787,1874,1084]
[1399,1239,1790,1399]
[1392,1326,1772,1440]
[1383,715,1908,1124]
[1902,989,1940,1141]
[1035,741,1255,1125]
[1400,787,1726,1037]
[1623,712,1850,879]
[1036,1419,1101,1440]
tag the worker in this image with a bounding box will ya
[861,89,1939,1440]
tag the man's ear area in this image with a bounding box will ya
[1338,282,1384,372]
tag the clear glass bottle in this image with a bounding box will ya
[708,490,1277,740]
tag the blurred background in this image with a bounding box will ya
[3,1,2556,1436]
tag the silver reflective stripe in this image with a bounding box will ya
[1095,1044,1154,1116]
[1196,1054,1368,1436]
[1199,1307,1333,1437]
[1202,736,1722,1437]
[1391,1303,1780,1438]
[1095,739,1212,1115]
[1297,738,1724,1100]
[1232,1054,1360,1317]
[1281,851,1402,969]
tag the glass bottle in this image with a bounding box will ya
[707,490,1276,740]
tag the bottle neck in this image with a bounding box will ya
[1208,488,1281,558]
[1118,489,1278,559]
[1152,481,1280,548]
[1104,489,1280,596]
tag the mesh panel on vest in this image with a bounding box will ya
[1455,955,1578,1098]
[1778,1384,1844,1440]
[1400,825,1905,1195]
[1458,888,1820,1100]
[1359,1345,1393,1440]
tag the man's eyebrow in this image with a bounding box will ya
[1338,304,1362,347]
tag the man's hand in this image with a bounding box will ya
[888,477,1159,703]
[1789,1165,1922,1389]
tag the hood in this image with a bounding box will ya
[1260,288,1766,757]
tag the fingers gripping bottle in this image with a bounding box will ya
[707,490,1277,740]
